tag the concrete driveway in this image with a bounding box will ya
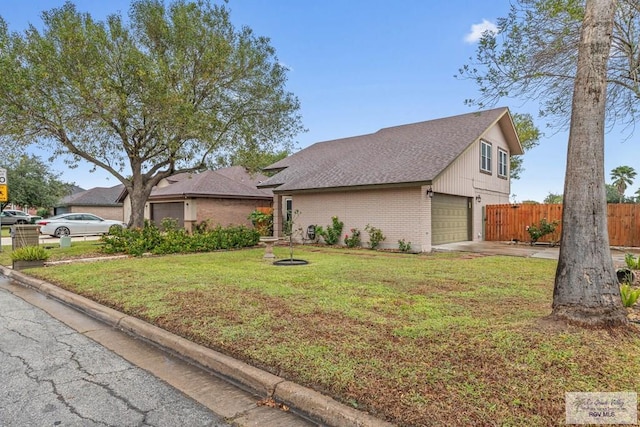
[432,240,630,265]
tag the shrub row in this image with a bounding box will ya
[312,216,393,250]
[101,219,260,257]
[313,216,415,251]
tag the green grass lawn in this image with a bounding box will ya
[13,245,640,426]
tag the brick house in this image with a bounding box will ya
[121,166,272,231]
[258,108,523,252]
[55,184,125,221]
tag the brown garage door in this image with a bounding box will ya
[431,194,471,245]
[150,202,184,228]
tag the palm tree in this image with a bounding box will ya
[610,166,637,203]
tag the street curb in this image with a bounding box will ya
[0,265,394,427]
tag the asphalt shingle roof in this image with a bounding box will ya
[260,108,521,192]
[150,166,273,200]
[58,184,124,206]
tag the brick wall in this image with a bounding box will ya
[196,198,271,227]
[288,186,427,250]
[70,206,124,221]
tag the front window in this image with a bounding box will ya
[498,148,508,178]
[480,140,492,173]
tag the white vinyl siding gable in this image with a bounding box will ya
[498,148,508,178]
[480,140,492,174]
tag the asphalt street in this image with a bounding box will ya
[0,233,389,427]
[0,280,231,427]
[0,274,320,427]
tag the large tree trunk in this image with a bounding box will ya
[126,176,155,230]
[128,188,148,230]
[553,0,627,327]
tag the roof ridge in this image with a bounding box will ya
[259,107,517,192]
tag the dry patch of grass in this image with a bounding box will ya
[28,246,640,426]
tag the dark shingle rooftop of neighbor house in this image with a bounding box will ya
[258,107,523,192]
[149,166,273,200]
[58,184,125,207]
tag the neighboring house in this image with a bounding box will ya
[120,166,273,231]
[55,184,125,221]
[258,107,523,252]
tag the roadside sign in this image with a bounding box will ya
[0,168,6,185]
[0,184,6,202]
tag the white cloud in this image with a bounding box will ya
[464,19,498,43]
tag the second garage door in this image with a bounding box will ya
[431,194,471,245]
[150,202,185,228]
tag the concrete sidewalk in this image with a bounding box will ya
[0,234,101,250]
[0,265,393,427]
[432,240,630,264]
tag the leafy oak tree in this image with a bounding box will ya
[0,1,303,228]
[510,112,541,180]
[543,192,563,204]
[213,147,291,175]
[543,182,634,204]
[461,0,633,327]
[605,183,627,203]
[2,155,71,211]
[459,0,640,128]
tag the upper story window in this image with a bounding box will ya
[498,148,508,178]
[480,140,492,174]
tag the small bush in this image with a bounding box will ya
[11,245,50,261]
[319,216,344,245]
[625,253,640,269]
[160,217,180,232]
[37,208,50,218]
[101,220,163,256]
[398,239,412,253]
[101,221,259,256]
[365,224,385,249]
[344,228,361,248]
[193,219,212,234]
[248,209,273,236]
[526,218,559,244]
[620,284,640,307]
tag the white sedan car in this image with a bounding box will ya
[37,213,127,237]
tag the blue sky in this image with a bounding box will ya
[2,1,636,202]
